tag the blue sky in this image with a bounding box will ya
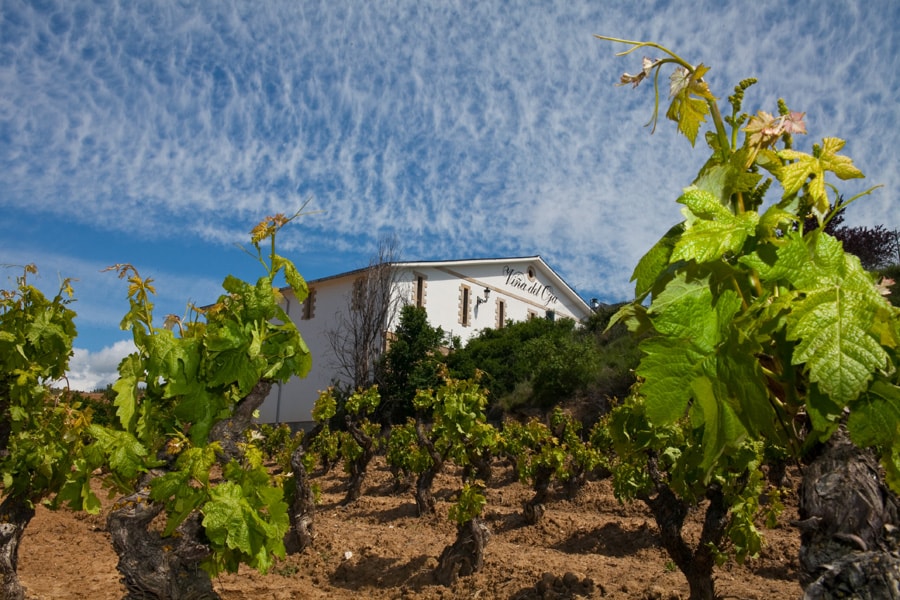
[2,1,898,390]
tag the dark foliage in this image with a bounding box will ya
[805,205,899,271]
[447,308,639,416]
[375,305,446,424]
[833,224,899,271]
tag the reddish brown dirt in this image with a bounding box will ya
[18,458,802,599]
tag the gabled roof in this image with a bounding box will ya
[303,256,591,316]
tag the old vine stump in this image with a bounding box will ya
[0,498,34,600]
[107,476,217,600]
[285,446,316,554]
[798,429,900,599]
[434,518,491,586]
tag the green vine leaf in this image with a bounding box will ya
[780,232,893,405]
[112,355,142,431]
[273,254,309,302]
[631,223,684,299]
[88,425,149,480]
[637,269,774,471]
[201,465,289,575]
[666,64,715,146]
[173,388,229,445]
[692,152,762,206]
[673,188,759,263]
[788,286,890,404]
[777,137,864,218]
[203,482,268,569]
[713,332,778,441]
[847,381,900,489]
[648,271,739,350]
[55,461,102,513]
[690,376,747,479]
[804,386,845,443]
[740,233,807,285]
[757,203,800,243]
[637,337,702,425]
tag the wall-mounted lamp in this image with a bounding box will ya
[476,287,491,305]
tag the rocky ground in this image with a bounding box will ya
[19,456,802,599]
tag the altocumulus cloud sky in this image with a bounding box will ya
[1,1,898,390]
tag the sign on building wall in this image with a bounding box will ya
[502,265,559,307]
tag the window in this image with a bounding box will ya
[383,330,397,353]
[301,288,316,320]
[351,277,365,311]
[460,285,471,327]
[546,309,555,322]
[496,299,506,329]
[415,274,426,307]
[527,309,538,321]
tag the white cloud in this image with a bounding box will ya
[66,340,135,392]
[1,0,898,326]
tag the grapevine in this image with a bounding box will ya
[325,386,383,504]
[410,373,497,586]
[65,212,313,597]
[0,266,85,600]
[596,35,900,600]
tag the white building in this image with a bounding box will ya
[260,256,593,425]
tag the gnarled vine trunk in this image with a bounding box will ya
[415,469,438,516]
[434,518,491,586]
[388,465,413,494]
[639,454,729,600]
[523,465,553,525]
[208,381,273,463]
[284,446,316,554]
[797,429,900,599]
[107,474,216,600]
[414,417,443,516]
[562,468,588,500]
[108,381,272,599]
[342,415,376,505]
[0,496,34,600]
[462,449,493,485]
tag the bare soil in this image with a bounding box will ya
[18,457,802,599]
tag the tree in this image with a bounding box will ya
[806,204,900,271]
[597,35,900,599]
[0,266,87,600]
[375,304,446,424]
[446,315,559,405]
[517,324,601,409]
[833,223,899,271]
[327,235,403,390]
[447,312,634,418]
